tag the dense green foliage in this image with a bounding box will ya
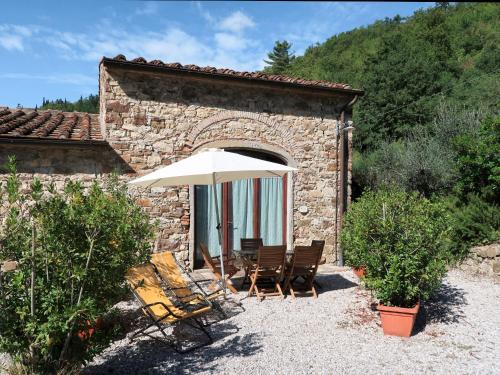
[341,190,451,307]
[0,158,154,374]
[263,40,296,74]
[39,94,99,113]
[442,194,500,260]
[286,3,499,151]
[352,103,486,197]
[284,2,499,255]
[453,116,500,204]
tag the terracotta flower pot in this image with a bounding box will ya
[377,301,420,337]
[353,266,366,278]
[77,318,103,341]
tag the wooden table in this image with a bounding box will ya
[237,251,326,289]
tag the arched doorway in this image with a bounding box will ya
[193,148,288,268]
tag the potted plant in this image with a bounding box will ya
[352,266,366,278]
[342,189,451,337]
[341,216,368,279]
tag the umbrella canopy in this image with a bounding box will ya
[128,148,296,188]
[128,148,297,293]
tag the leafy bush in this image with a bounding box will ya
[0,158,154,374]
[442,194,500,261]
[453,116,500,204]
[352,103,485,198]
[342,189,451,307]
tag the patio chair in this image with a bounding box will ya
[283,245,323,299]
[240,238,263,285]
[248,245,287,301]
[240,238,263,258]
[310,240,326,289]
[125,263,213,353]
[311,240,325,254]
[199,243,239,294]
[150,251,227,319]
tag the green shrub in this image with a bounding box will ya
[453,116,500,204]
[442,194,500,261]
[0,158,154,374]
[342,189,451,307]
[352,103,486,198]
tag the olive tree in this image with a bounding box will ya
[0,158,155,374]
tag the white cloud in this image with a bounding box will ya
[218,11,255,33]
[194,1,215,24]
[0,15,265,73]
[0,72,95,85]
[0,24,39,51]
[214,32,249,51]
[0,35,24,51]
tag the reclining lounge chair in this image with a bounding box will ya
[150,251,227,319]
[125,263,213,353]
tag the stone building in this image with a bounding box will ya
[0,54,363,267]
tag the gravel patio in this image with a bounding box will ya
[84,266,500,375]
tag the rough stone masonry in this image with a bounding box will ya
[0,55,363,268]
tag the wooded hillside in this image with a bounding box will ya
[286,2,499,151]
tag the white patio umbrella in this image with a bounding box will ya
[128,148,297,292]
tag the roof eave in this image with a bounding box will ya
[0,135,109,147]
[100,57,364,97]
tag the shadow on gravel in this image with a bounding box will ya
[414,281,467,334]
[315,274,359,294]
[83,320,262,374]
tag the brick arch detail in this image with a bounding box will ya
[186,110,295,151]
[193,138,298,167]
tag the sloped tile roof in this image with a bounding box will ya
[0,108,102,141]
[102,54,363,94]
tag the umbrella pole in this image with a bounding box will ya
[211,174,226,294]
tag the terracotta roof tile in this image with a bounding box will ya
[102,55,363,94]
[0,108,102,141]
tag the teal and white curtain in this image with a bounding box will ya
[260,178,283,246]
[231,179,254,250]
[195,177,284,264]
[195,184,221,259]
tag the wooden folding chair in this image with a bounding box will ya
[240,238,263,285]
[284,245,323,299]
[248,245,287,301]
[125,263,213,353]
[311,240,326,289]
[199,243,239,294]
[311,240,325,254]
[151,251,227,319]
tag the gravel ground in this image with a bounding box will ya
[84,266,500,375]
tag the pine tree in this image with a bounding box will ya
[263,40,295,74]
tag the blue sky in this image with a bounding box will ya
[0,1,433,108]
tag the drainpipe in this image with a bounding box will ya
[335,95,359,266]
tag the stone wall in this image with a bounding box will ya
[459,244,500,283]
[100,64,355,264]
[0,142,130,227]
[0,142,130,175]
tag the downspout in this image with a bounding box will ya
[335,95,359,266]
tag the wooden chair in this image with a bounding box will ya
[248,245,287,301]
[240,238,263,285]
[311,240,325,254]
[311,240,326,289]
[284,245,323,299]
[151,251,227,319]
[199,243,239,294]
[125,263,213,353]
[240,238,263,258]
